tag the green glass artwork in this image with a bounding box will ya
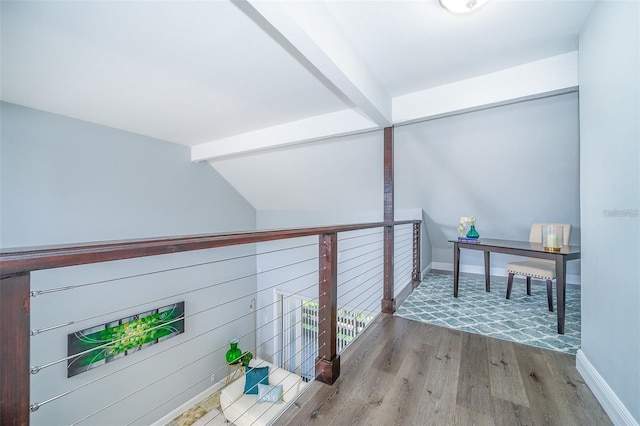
[67,302,184,377]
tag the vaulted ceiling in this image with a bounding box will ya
[2,0,594,164]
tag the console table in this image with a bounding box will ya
[450,238,580,334]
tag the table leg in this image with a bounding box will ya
[484,251,490,292]
[453,242,460,298]
[555,255,567,334]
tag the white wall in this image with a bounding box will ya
[0,103,258,425]
[578,1,640,423]
[210,131,385,212]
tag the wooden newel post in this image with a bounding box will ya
[382,126,395,314]
[411,222,421,288]
[382,225,395,313]
[0,273,31,426]
[315,233,340,385]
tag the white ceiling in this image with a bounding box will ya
[1,0,594,158]
[324,0,589,96]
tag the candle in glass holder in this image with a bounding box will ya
[542,225,563,252]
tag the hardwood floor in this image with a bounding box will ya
[274,314,611,426]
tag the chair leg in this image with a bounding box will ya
[506,273,514,299]
[547,280,553,312]
[526,276,532,296]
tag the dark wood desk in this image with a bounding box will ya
[450,238,580,334]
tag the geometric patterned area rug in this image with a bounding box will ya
[395,272,581,355]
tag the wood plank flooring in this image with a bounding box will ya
[274,314,611,426]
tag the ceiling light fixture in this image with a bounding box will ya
[439,0,489,15]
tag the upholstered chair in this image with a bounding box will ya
[505,223,572,312]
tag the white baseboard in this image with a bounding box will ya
[431,262,581,285]
[576,350,639,426]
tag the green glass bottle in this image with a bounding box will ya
[466,225,480,239]
[225,338,242,364]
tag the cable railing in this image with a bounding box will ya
[0,220,421,426]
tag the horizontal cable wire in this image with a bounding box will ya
[30,240,317,297]
[394,228,413,241]
[43,258,364,388]
[393,234,414,246]
[338,299,381,354]
[32,276,316,376]
[30,255,319,337]
[394,223,413,233]
[394,256,413,274]
[31,273,322,413]
[394,241,414,265]
[395,234,413,246]
[394,250,414,271]
[338,276,383,320]
[336,237,384,255]
[394,242,414,265]
[354,281,384,318]
[395,250,413,268]
[337,229,383,242]
[337,264,384,301]
[338,276,383,338]
[394,242,413,254]
[393,239,413,251]
[336,286,382,355]
[336,251,383,277]
[31,266,321,375]
[337,244,382,264]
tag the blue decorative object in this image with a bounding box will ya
[244,366,269,394]
[457,236,480,242]
[466,225,480,239]
[257,384,283,403]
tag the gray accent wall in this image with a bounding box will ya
[579,1,640,422]
[1,102,255,247]
[0,103,257,424]
[395,92,581,281]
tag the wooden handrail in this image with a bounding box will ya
[0,219,421,426]
[0,221,419,277]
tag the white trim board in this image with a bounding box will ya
[431,262,581,285]
[576,350,639,426]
